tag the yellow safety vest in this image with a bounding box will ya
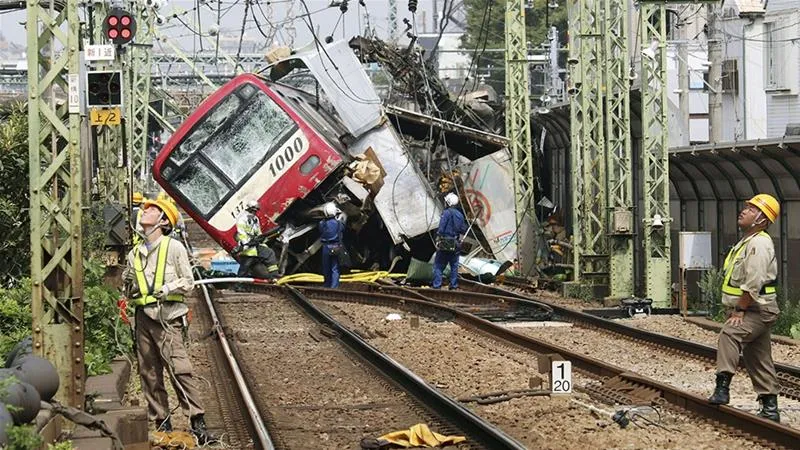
[236,214,260,257]
[721,231,777,297]
[132,237,184,306]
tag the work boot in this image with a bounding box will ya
[756,394,781,423]
[190,414,219,445]
[155,417,172,432]
[708,372,733,405]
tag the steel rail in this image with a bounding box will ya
[194,274,276,449]
[297,285,800,449]
[283,286,527,450]
[459,279,800,379]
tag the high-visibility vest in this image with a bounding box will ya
[236,213,260,256]
[132,237,184,306]
[721,231,777,297]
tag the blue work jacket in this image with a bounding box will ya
[319,218,344,244]
[438,207,467,238]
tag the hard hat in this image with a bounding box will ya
[746,194,780,223]
[323,202,338,218]
[132,192,144,204]
[143,199,179,227]
[444,193,459,207]
[245,199,260,212]
[156,191,170,202]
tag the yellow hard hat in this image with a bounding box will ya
[143,199,179,227]
[132,192,144,204]
[156,191,170,202]
[746,194,780,223]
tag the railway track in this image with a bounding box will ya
[189,279,525,449]
[453,279,800,401]
[296,285,800,449]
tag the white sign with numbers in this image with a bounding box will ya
[551,360,572,393]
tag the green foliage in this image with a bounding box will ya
[48,441,75,450]
[0,101,31,285]
[773,290,800,339]
[461,0,568,94]
[697,267,725,320]
[5,425,43,450]
[0,259,132,377]
[0,280,32,359]
[82,259,133,376]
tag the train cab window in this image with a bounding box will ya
[172,160,229,216]
[171,94,242,166]
[164,83,297,217]
[200,91,294,184]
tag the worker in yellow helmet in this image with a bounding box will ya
[708,194,781,423]
[122,198,216,443]
[156,191,188,246]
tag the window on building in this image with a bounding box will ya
[763,18,799,92]
[764,22,783,89]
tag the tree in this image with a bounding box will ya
[0,101,31,285]
[460,0,568,95]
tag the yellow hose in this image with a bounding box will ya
[276,271,406,285]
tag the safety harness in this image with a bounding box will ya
[132,237,184,306]
[721,231,777,297]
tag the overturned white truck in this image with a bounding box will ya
[153,39,540,277]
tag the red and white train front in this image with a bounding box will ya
[152,74,343,253]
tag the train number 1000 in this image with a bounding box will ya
[268,137,305,177]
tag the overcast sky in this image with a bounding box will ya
[0,0,462,54]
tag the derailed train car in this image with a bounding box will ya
[153,39,539,275]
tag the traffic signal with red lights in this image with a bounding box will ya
[103,8,137,46]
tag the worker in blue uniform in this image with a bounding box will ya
[319,202,345,288]
[432,192,467,290]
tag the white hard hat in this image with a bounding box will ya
[444,193,459,207]
[245,199,260,211]
[323,202,338,218]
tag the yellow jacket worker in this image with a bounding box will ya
[123,199,217,443]
[708,194,781,423]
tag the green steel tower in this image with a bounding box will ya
[126,0,155,195]
[504,0,535,269]
[567,0,608,294]
[27,0,85,407]
[604,0,634,299]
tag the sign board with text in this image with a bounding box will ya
[89,107,122,126]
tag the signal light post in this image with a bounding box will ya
[104,7,137,46]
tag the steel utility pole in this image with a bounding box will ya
[126,1,155,196]
[639,0,717,307]
[567,0,608,296]
[389,0,398,41]
[27,0,85,407]
[707,3,723,143]
[505,0,535,272]
[604,0,634,299]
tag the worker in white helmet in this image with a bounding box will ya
[432,192,467,289]
[318,202,345,288]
